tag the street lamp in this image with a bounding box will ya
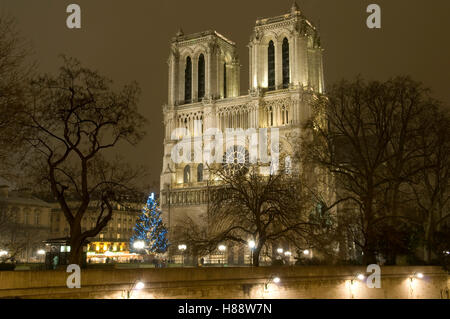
[133,241,145,250]
[303,249,310,255]
[0,250,8,257]
[284,251,292,265]
[356,273,365,281]
[277,248,283,254]
[37,249,45,263]
[264,274,281,291]
[178,244,187,267]
[248,240,256,266]
[218,244,226,265]
[123,280,145,299]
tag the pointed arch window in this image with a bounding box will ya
[197,164,204,182]
[184,165,191,184]
[223,63,227,98]
[268,40,275,91]
[184,56,192,104]
[198,54,205,101]
[282,38,290,88]
[268,106,274,127]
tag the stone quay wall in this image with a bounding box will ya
[0,266,448,299]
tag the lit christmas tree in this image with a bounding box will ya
[130,193,169,254]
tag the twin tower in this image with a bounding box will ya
[160,3,325,253]
[167,2,324,107]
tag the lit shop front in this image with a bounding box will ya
[86,241,143,263]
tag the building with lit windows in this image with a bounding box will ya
[0,180,142,264]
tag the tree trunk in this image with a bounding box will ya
[252,243,263,267]
[252,249,260,267]
[69,236,84,266]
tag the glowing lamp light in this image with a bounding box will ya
[178,244,187,251]
[284,251,292,256]
[357,274,365,281]
[248,240,256,249]
[133,241,145,250]
[303,249,310,255]
[135,281,145,290]
[277,248,284,254]
[218,245,226,252]
[105,251,113,257]
[273,277,281,284]
[416,273,424,279]
[0,250,8,256]
[37,249,45,255]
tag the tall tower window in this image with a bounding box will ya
[184,165,191,184]
[223,63,227,98]
[198,54,205,100]
[268,40,275,91]
[184,56,192,104]
[197,164,204,182]
[282,38,290,89]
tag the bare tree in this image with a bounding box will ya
[177,163,315,267]
[407,108,450,262]
[303,76,440,264]
[17,56,147,265]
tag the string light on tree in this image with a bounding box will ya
[130,193,169,254]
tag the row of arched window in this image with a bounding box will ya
[184,54,228,104]
[268,37,290,91]
[266,104,290,127]
[183,163,204,184]
[166,189,209,206]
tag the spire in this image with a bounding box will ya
[291,1,300,15]
[176,28,184,37]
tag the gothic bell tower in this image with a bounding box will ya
[248,2,324,93]
[167,29,240,106]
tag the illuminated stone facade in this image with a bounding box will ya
[160,3,325,263]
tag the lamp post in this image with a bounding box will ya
[133,240,146,263]
[178,244,187,267]
[284,251,291,265]
[248,240,255,266]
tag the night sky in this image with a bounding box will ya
[1,0,449,191]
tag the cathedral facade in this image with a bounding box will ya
[160,3,325,263]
